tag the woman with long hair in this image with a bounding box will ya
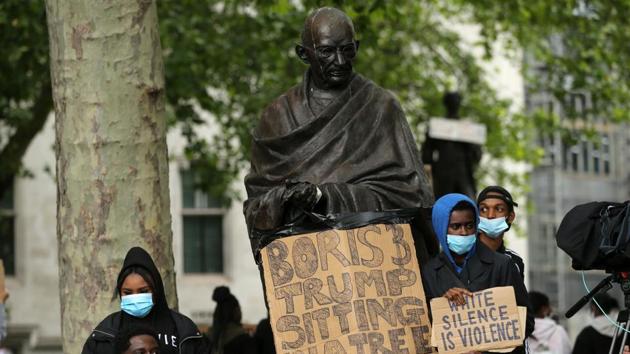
[82,247,207,354]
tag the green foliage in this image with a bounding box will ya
[10,0,621,203]
[0,2,48,126]
[459,0,630,128]
[0,1,50,200]
[157,0,536,200]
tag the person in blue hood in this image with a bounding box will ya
[422,193,534,353]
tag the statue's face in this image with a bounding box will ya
[304,19,357,89]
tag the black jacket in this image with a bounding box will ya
[82,310,206,354]
[422,241,534,353]
[573,325,629,354]
[498,243,525,279]
[218,331,258,354]
[254,318,275,354]
[82,247,207,354]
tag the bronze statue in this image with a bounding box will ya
[244,7,435,258]
[421,92,482,199]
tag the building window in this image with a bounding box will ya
[602,135,611,175]
[570,145,579,172]
[562,143,569,170]
[181,169,225,274]
[539,133,556,166]
[569,92,587,119]
[581,138,589,172]
[593,148,600,174]
[0,185,15,276]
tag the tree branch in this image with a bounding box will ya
[0,79,53,202]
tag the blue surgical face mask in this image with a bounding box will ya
[121,293,154,318]
[447,234,476,255]
[478,217,509,238]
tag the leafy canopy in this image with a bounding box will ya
[158,0,535,201]
[6,1,625,203]
[459,0,630,137]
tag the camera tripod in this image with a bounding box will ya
[565,271,630,354]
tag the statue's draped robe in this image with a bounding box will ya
[244,72,434,252]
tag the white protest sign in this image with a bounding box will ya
[430,286,523,354]
[489,306,527,353]
[428,117,487,145]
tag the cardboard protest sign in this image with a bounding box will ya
[428,117,487,145]
[430,306,527,353]
[430,287,523,354]
[261,224,435,354]
[488,306,527,353]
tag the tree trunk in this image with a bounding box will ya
[45,1,177,352]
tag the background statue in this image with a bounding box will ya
[244,7,436,261]
[421,92,483,199]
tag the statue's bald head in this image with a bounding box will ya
[301,7,355,48]
[296,7,358,89]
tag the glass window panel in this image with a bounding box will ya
[602,135,611,175]
[183,215,223,273]
[183,216,202,272]
[582,139,589,172]
[181,169,223,209]
[0,188,12,210]
[202,216,223,272]
[593,150,600,174]
[562,143,568,170]
[571,147,579,172]
[182,170,196,209]
[205,194,223,209]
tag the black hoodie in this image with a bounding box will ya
[82,247,207,354]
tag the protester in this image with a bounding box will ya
[210,286,257,354]
[82,247,206,354]
[573,293,628,354]
[421,193,534,353]
[477,186,525,278]
[254,317,275,354]
[115,326,160,354]
[0,289,8,342]
[527,291,571,354]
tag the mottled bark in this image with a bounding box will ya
[45,1,176,352]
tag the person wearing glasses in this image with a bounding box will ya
[244,7,434,261]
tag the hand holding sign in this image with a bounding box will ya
[443,287,473,306]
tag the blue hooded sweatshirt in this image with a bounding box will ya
[431,193,480,274]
